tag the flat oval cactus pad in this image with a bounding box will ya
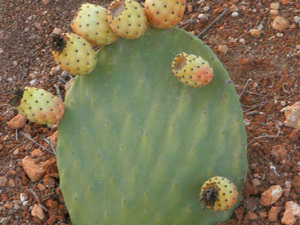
[57,28,248,225]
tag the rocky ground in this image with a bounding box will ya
[0,0,299,224]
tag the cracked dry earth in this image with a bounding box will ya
[0,0,299,224]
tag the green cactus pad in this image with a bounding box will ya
[57,28,248,225]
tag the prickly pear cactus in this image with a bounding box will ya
[57,28,248,225]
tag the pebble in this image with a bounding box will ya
[281,101,286,106]
[285,180,292,189]
[7,114,27,130]
[23,200,29,206]
[270,2,280,10]
[21,156,46,182]
[0,177,8,187]
[294,16,300,24]
[231,12,239,17]
[230,4,238,12]
[217,45,228,55]
[268,206,282,222]
[239,38,245,44]
[292,176,300,193]
[270,9,278,15]
[282,102,300,130]
[20,193,28,202]
[272,16,289,30]
[203,6,210,12]
[3,202,13,209]
[197,13,209,20]
[276,32,284,37]
[260,185,283,206]
[250,29,263,38]
[52,27,62,35]
[8,179,15,187]
[31,149,44,158]
[31,204,45,220]
[247,211,258,220]
[271,145,287,158]
[245,197,259,212]
[42,0,50,5]
[252,178,261,186]
[49,65,61,75]
[37,183,46,191]
[281,201,300,225]
[280,0,290,4]
[257,24,264,30]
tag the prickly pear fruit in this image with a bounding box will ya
[51,33,96,76]
[16,87,64,125]
[71,3,119,46]
[200,176,238,211]
[107,0,148,39]
[172,52,213,87]
[145,0,186,29]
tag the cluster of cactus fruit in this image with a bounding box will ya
[13,0,248,224]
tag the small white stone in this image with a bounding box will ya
[294,16,300,24]
[239,38,245,44]
[276,33,284,37]
[244,120,251,126]
[231,12,239,17]
[217,45,228,54]
[203,6,210,12]
[281,101,286,106]
[20,193,28,202]
[23,201,29,206]
[198,13,205,19]
[257,24,264,30]
[29,79,37,85]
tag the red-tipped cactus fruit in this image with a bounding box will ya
[16,87,64,125]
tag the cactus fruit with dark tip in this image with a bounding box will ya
[16,87,64,125]
[200,176,238,211]
[107,0,148,39]
[71,3,119,46]
[51,33,96,76]
[56,27,248,225]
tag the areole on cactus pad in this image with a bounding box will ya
[56,28,248,225]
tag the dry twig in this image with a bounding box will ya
[19,131,54,155]
[198,8,229,38]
